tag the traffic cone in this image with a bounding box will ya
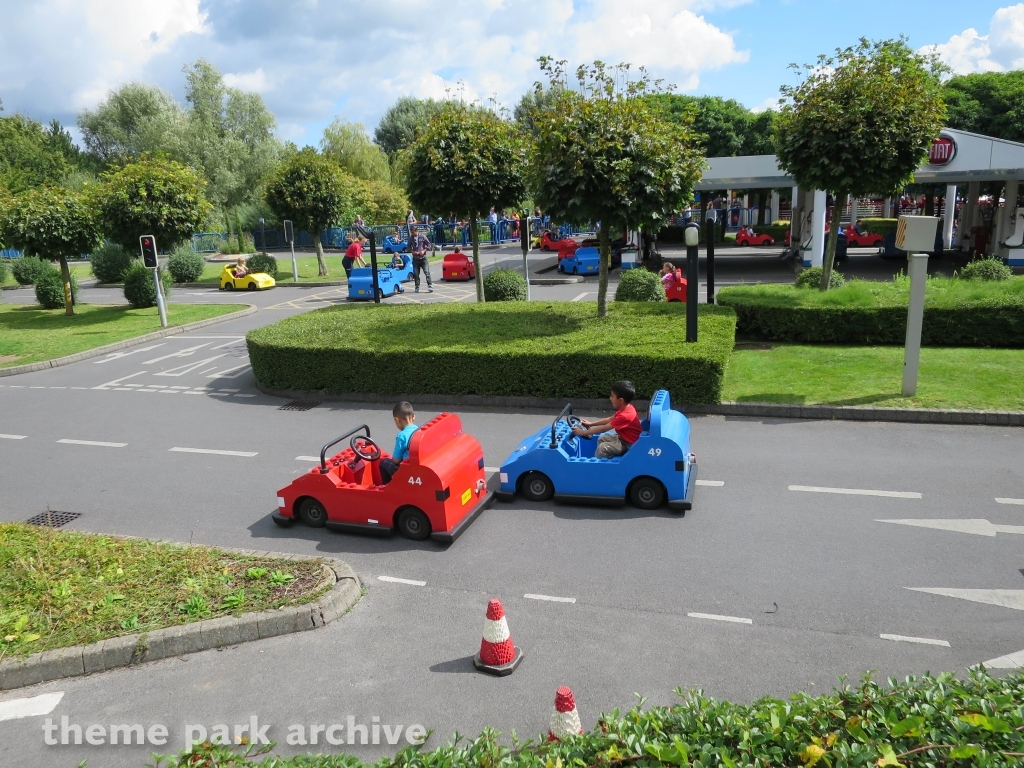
[472,598,523,675]
[548,686,583,740]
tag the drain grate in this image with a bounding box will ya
[279,400,319,411]
[27,510,81,528]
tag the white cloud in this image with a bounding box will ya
[223,68,270,92]
[922,3,1024,74]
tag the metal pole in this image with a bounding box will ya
[901,252,928,396]
[685,223,699,342]
[705,217,716,304]
[290,240,298,282]
[369,232,380,304]
[259,218,266,257]
[153,264,168,328]
[521,212,531,301]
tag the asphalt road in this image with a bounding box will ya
[1,255,1023,767]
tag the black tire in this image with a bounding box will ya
[396,507,431,540]
[630,477,666,510]
[223,282,234,291]
[572,267,578,275]
[272,515,292,527]
[298,497,328,527]
[521,472,554,502]
[377,288,384,299]
[248,281,258,291]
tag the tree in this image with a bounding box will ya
[94,157,211,254]
[265,149,349,276]
[406,103,527,302]
[0,113,75,193]
[77,82,182,166]
[321,120,392,183]
[374,97,447,157]
[0,187,101,315]
[354,178,409,225]
[513,86,565,136]
[774,38,945,290]
[530,60,705,316]
[944,70,1024,144]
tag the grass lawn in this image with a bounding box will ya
[2,261,93,288]
[190,252,446,285]
[724,342,1024,410]
[0,303,245,368]
[0,523,329,658]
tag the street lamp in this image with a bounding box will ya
[351,224,381,304]
[684,222,700,342]
[705,206,717,305]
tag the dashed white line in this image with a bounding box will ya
[996,498,1024,506]
[0,434,27,440]
[378,576,426,586]
[30,386,45,389]
[170,447,258,457]
[0,692,64,722]
[880,633,950,647]
[169,386,191,389]
[218,388,240,392]
[137,388,158,392]
[789,485,922,499]
[687,612,753,625]
[49,387,65,389]
[525,593,576,603]
[71,387,88,390]
[570,292,590,302]
[696,480,724,487]
[484,466,500,473]
[113,388,133,391]
[57,439,127,448]
[233,394,256,398]
[296,456,321,462]
[182,391,204,395]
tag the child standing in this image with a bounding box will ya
[571,380,642,459]
[659,262,676,290]
[380,402,419,484]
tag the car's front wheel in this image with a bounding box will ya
[248,282,258,291]
[396,506,431,540]
[521,471,554,501]
[223,282,234,291]
[298,497,328,527]
[630,477,666,510]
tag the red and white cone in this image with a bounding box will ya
[548,686,583,740]
[472,598,524,675]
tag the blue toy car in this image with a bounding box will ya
[386,253,414,282]
[382,235,408,254]
[495,389,697,512]
[347,267,405,301]
[558,246,600,275]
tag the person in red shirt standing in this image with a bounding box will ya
[343,236,367,278]
[572,380,643,458]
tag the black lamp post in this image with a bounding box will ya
[684,221,700,342]
[705,206,717,304]
[352,224,381,304]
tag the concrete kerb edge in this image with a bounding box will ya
[0,548,361,692]
[0,304,258,378]
[254,384,1024,427]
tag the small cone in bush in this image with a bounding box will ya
[472,598,523,675]
[548,686,583,740]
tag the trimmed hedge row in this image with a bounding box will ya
[247,302,737,404]
[718,278,1024,346]
[861,217,898,237]
[752,224,790,240]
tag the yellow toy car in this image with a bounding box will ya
[219,264,276,291]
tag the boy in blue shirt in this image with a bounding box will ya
[380,401,419,484]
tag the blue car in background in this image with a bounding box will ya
[495,389,697,512]
[347,266,405,301]
[558,246,600,275]
[382,235,408,254]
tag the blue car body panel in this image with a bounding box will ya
[386,254,413,282]
[347,266,404,300]
[382,235,409,254]
[496,390,696,510]
[558,246,600,275]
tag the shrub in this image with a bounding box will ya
[796,266,846,289]
[246,252,278,278]
[218,233,256,255]
[752,224,790,241]
[122,261,171,309]
[89,242,134,284]
[860,217,898,237]
[11,256,51,285]
[0,258,7,286]
[34,267,79,309]
[615,268,665,302]
[167,246,206,283]
[482,268,527,301]
[960,256,1013,281]
[247,302,737,404]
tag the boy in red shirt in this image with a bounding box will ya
[572,380,642,458]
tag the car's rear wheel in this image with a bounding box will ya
[396,506,431,540]
[298,497,328,527]
[377,288,384,299]
[521,472,554,501]
[630,477,666,510]
[224,282,234,291]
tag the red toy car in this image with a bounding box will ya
[735,228,775,246]
[442,251,476,281]
[845,229,884,247]
[556,238,580,261]
[540,231,577,253]
[664,268,689,302]
[273,415,492,543]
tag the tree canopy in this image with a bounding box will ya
[374,97,447,157]
[647,94,775,158]
[0,112,82,193]
[77,83,182,165]
[944,70,1024,144]
[321,120,392,183]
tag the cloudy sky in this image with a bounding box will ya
[0,1,1022,146]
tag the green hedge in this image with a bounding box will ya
[752,224,790,241]
[861,218,898,237]
[152,669,1024,768]
[718,277,1024,346]
[483,268,527,301]
[34,267,79,309]
[248,302,737,404]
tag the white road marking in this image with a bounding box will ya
[94,371,148,390]
[996,498,1024,505]
[123,383,142,387]
[183,391,204,395]
[908,588,1024,611]
[94,343,164,364]
[525,593,576,603]
[789,485,921,499]
[154,355,226,377]
[208,364,251,379]
[880,633,950,647]
[210,339,245,350]
[157,390,179,394]
[169,385,191,389]
[233,393,256,398]
[71,387,88,390]
[30,386,45,389]
[570,292,589,301]
[57,439,127,448]
[0,692,64,722]
[982,648,1024,669]
[0,434,27,440]
[218,388,240,392]
[180,335,244,340]
[137,388,158,392]
[484,466,500,473]
[878,518,1024,537]
[696,480,725,487]
[143,343,213,365]
[49,387,65,389]
[209,392,230,396]
[378,576,426,586]
[8,385,23,388]
[113,387,133,391]
[687,612,753,624]
[170,447,258,457]
[296,456,321,462]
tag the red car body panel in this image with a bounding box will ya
[846,230,884,247]
[442,252,476,281]
[664,269,689,302]
[735,231,775,246]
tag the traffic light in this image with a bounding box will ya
[283,220,294,245]
[140,235,158,268]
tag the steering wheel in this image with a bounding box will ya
[350,435,381,461]
[565,414,593,439]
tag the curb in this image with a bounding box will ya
[529,276,584,285]
[175,282,347,289]
[254,384,1024,427]
[0,304,258,378]
[0,548,362,692]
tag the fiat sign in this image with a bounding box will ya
[928,136,956,166]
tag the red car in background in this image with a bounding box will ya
[735,228,775,246]
[663,267,689,302]
[442,251,476,281]
[540,231,578,254]
[846,228,885,247]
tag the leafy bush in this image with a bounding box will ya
[246,252,278,278]
[167,246,206,283]
[218,233,256,255]
[960,257,1013,281]
[860,217,898,237]
[615,268,665,302]
[483,268,527,301]
[0,258,7,287]
[89,242,134,284]
[752,224,790,241]
[122,261,171,309]
[796,266,846,289]
[718,276,1024,346]
[34,267,79,309]
[11,256,51,285]
[248,302,737,404]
